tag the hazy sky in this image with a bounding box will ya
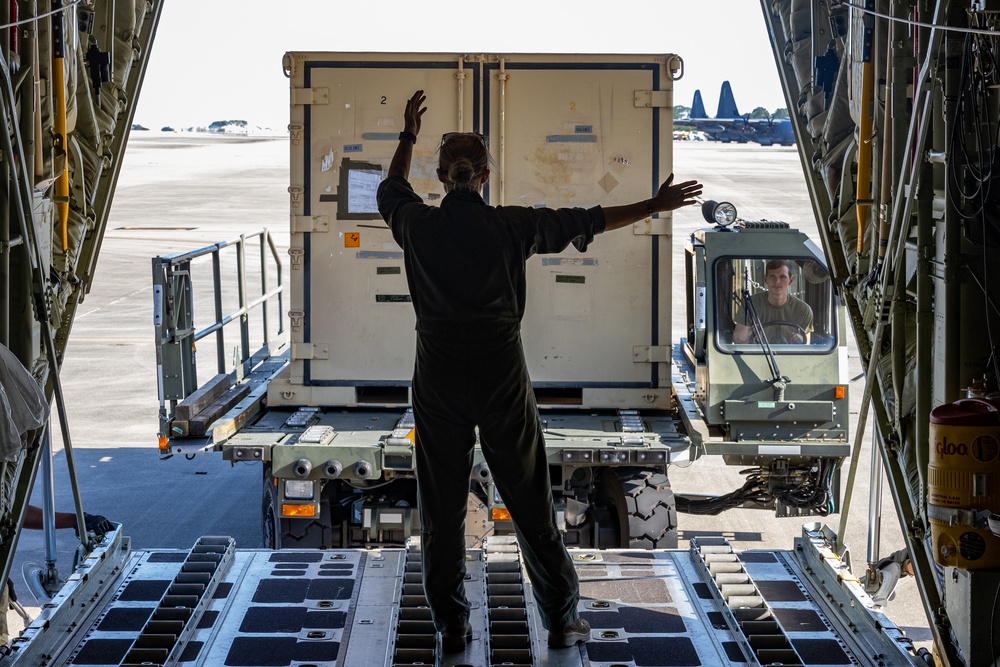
[133,1,786,130]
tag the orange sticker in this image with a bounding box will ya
[345,232,360,248]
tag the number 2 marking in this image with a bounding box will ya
[570,101,576,110]
[380,96,387,105]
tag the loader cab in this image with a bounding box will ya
[681,214,848,450]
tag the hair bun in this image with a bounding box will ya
[439,134,490,192]
[448,157,476,185]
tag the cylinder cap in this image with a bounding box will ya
[930,398,1000,426]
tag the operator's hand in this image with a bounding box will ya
[651,173,703,212]
[789,332,806,344]
[82,512,115,536]
[404,90,427,138]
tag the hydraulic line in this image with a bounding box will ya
[51,0,68,251]
[866,420,884,583]
[0,0,7,347]
[39,430,60,591]
[856,63,875,256]
[6,0,14,56]
[888,0,907,442]
[873,36,893,281]
[2,141,8,347]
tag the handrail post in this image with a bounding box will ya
[261,230,270,346]
[212,250,225,375]
[237,235,250,371]
[271,234,285,335]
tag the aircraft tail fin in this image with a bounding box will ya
[691,90,707,119]
[717,81,740,118]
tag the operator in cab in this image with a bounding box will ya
[732,259,813,344]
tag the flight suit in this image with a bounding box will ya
[377,175,604,633]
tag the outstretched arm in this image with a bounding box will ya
[387,90,427,180]
[601,174,703,232]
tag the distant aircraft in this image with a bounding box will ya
[682,81,795,147]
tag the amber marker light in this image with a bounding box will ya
[491,508,512,521]
[834,386,846,399]
[282,504,317,518]
[158,436,168,451]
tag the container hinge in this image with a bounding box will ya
[288,186,304,211]
[634,90,671,108]
[289,123,305,145]
[291,86,330,106]
[289,310,305,332]
[292,342,330,360]
[288,247,305,269]
[633,345,671,363]
[292,215,330,233]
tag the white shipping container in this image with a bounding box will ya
[273,52,680,409]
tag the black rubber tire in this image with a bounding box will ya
[262,466,339,549]
[619,469,678,549]
[278,513,334,549]
[262,466,280,549]
[594,469,631,549]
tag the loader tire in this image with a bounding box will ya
[619,468,678,549]
[262,466,340,549]
[262,467,280,549]
[594,469,631,549]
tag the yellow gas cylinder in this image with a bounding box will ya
[929,398,1000,569]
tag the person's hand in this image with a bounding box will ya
[404,90,427,137]
[789,332,805,344]
[82,512,114,536]
[651,173,702,213]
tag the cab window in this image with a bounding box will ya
[715,257,837,353]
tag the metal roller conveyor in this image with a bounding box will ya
[485,536,534,667]
[16,527,920,666]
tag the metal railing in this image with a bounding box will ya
[152,230,284,441]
